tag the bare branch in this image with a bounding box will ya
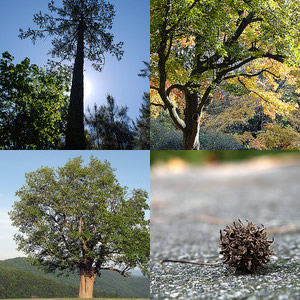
[150,85,159,91]
[101,267,128,277]
[217,56,257,77]
[166,32,174,60]
[263,53,285,63]
[226,12,263,46]
[237,77,272,105]
[150,102,166,109]
[224,69,280,80]
[166,84,185,96]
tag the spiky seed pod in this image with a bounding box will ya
[219,219,274,273]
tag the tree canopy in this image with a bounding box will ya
[150,0,300,149]
[0,51,71,149]
[133,61,151,149]
[19,0,124,70]
[85,95,135,149]
[133,92,150,150]
[9,156,149,298]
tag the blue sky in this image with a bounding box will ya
[0,0,149,120]
[0,150,150,260]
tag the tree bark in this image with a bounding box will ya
[78,268,97,299]
[182,90,202,150]
[183,123,200,150]
[65,20,85,149]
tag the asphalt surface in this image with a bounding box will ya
[150,158,300,299]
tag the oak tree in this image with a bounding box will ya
[151,0,300,149]
[9,156,150,298]
[19,0,124,149]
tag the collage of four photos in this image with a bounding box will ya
[0,0,299,299]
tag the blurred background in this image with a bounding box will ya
[151,150,300,165]
[151,149,300,225]
[150,150,300,299]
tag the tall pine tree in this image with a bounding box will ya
[134,92,150,149]
[134,61,150,149]
[19,0,123,149]
[85,94,134,149]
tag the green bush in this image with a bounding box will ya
[151,112,246,150]
[200,130,246,150]
[150,113,182,150]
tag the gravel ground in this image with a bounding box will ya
[150,158,300,299]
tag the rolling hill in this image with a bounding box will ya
[0,257,150,298]
[0,265,78,299]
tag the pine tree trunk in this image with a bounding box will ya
[78,268,97,299]
[182,90,201,150]
[65,20,85,149]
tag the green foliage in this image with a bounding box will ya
[0,51,71,149]
[0,258,150,298]
[150,150,300,165]
[134,61,151,149]
[151,0,300,149]
[221,81,250,97]
[203,75,300,150]
[151,112,245,150]
[150,113,183,150]
[134,92,150,149]
[0,265,77,298]
[19,0,124,71]
[9,157,150,279]
[85,95,135,149]
[138,61,150,79]
[19,0,124,149]
[200,130,246,150]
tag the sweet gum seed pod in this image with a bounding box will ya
[219,219,274,273]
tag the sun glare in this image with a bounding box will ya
[84,76,93,100]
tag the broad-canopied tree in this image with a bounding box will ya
[19,0,124,149]
[9,156,150,299]
[151,0,300,149]
[85,95,135,149]
[0,51,71,149]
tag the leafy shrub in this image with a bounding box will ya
[150,113,182,150]
[200,130,246,150]
[151,112,246,150]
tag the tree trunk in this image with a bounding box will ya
[65,20,85,149]
[78,268,97,299]
[183,123,200,149]
[182,90,202,150]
